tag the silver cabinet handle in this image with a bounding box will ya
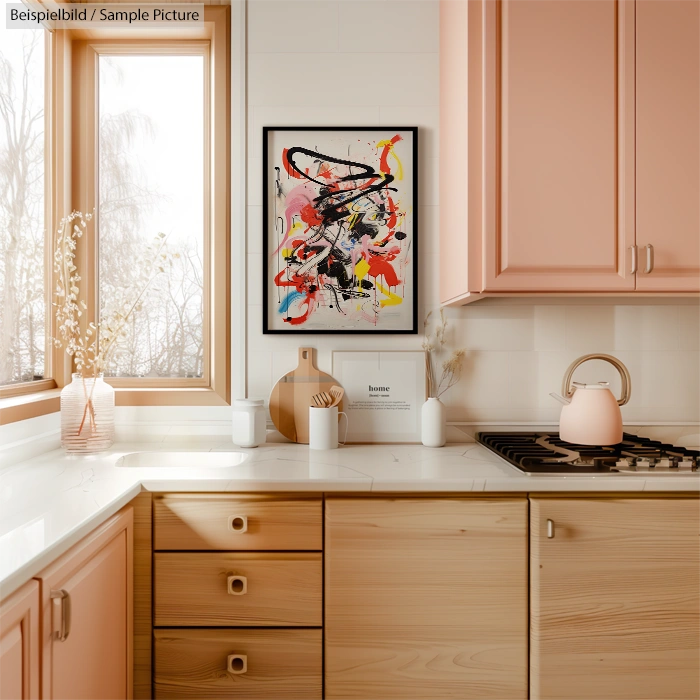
[546,519,555,539]
[643,244,654,273]
[630,245,638,274]
[228,515,248,533]
[51,589,71,641]
[227,575,247,595]
[227,654,247,674]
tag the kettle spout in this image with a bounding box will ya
[549,392,571,406]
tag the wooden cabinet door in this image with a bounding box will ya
[39,507,133,700]
[0,580,40,700]
[477,0,635,292]
[325,498,528,699]
[531,498,700,700]
[636,0,700,292]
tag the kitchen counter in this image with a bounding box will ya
[1,440,698,597]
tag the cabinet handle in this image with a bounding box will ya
[546,519,555,539]
[227,654,247,674]
[51,589,71,642]
[643,244,655,274]
[227,575,247,595]
[629,245,638,274]
[228,515,248,534]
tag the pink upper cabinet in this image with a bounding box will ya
[636,0,700,292]
[440,0,639,301]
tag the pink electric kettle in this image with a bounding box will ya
[550,354,632,446]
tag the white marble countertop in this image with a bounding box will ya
[1,440,698,598]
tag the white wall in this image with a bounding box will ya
[245,0,700,427]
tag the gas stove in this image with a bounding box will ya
[475,432,699,476]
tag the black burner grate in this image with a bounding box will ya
[476,432,699,475]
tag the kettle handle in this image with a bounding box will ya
[562,354,632,406]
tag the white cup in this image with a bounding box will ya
[309,406,348,450]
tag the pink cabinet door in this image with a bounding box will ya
[477,0,635,292]
[636,0,700,292]
[0,580,40,700]
[39,507,133,700]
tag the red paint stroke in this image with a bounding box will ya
[386,195,398,230]
[367,255,400,287]
[378,134,403,175]
[300,203,323,229]
[286,298,312,325]
[282,148,304,179]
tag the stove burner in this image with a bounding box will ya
[476,432,699,476]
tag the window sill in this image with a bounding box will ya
[0,385,230,425]
[0,389,61,425]
[114,387,230,407]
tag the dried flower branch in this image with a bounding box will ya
[422,308,465,399]
[52,210,168,432]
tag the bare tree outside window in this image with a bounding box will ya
[98,54,205,379]
[0,27,46,386]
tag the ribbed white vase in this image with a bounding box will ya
[421,397,446,448]
[61,373,115,453]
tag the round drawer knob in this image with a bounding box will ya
[227,575,247,595]
[227,654,247,674]
[228,515,248,533]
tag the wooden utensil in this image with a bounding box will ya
[311,392,331,408]
[269,348,342,443]
[329,386,345,407]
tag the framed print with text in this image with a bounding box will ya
[332,351,426,443]
[263,126,418,334]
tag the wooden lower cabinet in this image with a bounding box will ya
[0,580,40,700]
[325,497,528,699]
[530,497,700,700]
[154,628,322,699]
[39,507,133,700]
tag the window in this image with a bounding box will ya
[98,54,206,379]
[0,24,48,390]
[72,6,230,405]
[1,5,229,423]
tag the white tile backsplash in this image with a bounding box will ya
[248,52,438,107]
[338,1,439,54]
[249,1,340,54]
[564,305,616,351]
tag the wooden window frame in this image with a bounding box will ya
[72,7,230,407]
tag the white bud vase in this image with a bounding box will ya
[421,397,446,447]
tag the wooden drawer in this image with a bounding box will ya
[153,495,322,551]
[154,552,322,627]
[154,628,322,699]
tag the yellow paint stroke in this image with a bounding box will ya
[377,139,404,180]
[376,282,403,308]
[281,222,305,258]
[354,258,370,281]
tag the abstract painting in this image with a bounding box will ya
[263,127,418,333]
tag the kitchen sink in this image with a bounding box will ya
[116,451,248,469]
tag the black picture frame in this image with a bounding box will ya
[262,126,419,334]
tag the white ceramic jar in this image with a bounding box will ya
[232,399,266,447]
